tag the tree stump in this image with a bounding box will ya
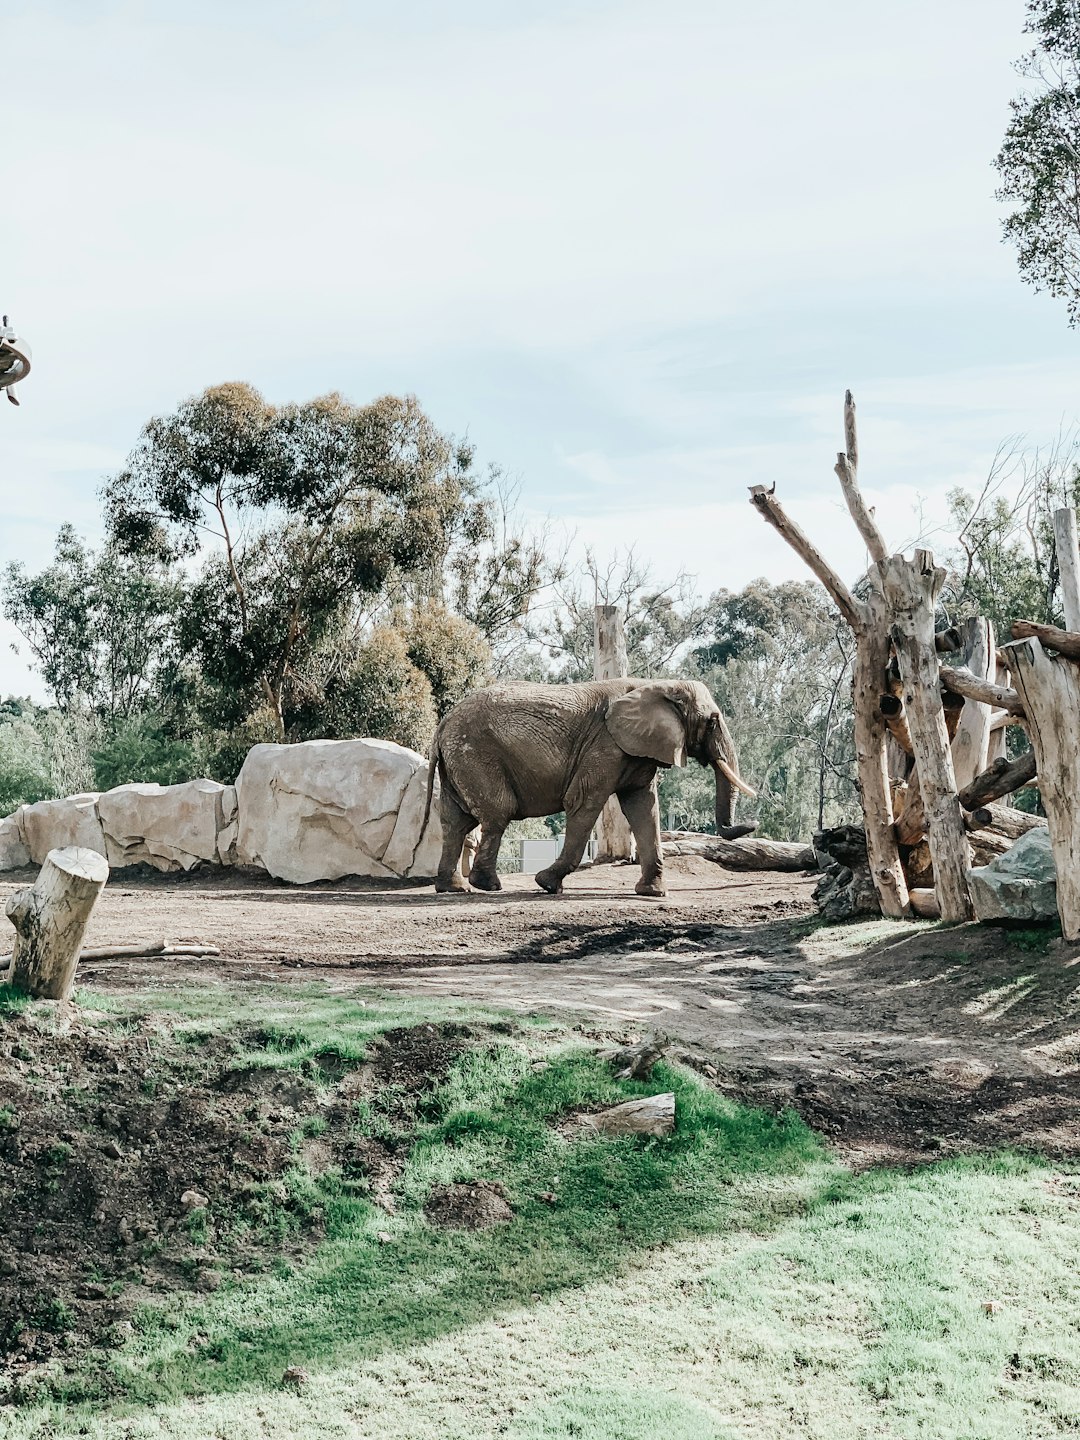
[1004,637,1080,939]
[4,847,110,1000]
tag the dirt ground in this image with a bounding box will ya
[3,856,1079,1166]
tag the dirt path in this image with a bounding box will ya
[4,857,1078,1163]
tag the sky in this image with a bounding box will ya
[2,0,1077,699]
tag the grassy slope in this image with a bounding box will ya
[2,987,1078,1440]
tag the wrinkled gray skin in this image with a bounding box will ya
[422,677,755,897]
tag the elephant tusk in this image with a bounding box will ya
[717,758,756,798]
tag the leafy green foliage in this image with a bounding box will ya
[90,715,212,791]
[994,0,1080,325]
[0,715,51,812]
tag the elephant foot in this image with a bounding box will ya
[717,823,757,841]
[534,866,564,895]
[435,875,469,894]
[635,876,667,898]
[469,869,502,892]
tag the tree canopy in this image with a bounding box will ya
[994,0,1080,324]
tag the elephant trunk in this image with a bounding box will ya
[709,730,757,842]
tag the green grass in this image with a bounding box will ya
[2,988,1079,1439]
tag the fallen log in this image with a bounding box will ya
[663,833,816,871]
[965,803,1045,841]
[957,752,1037,810]
[0,940,221,973]
[3,847,109,1000]
[940,665,1025,716]
[935,627,963,654]
[1011,619,1080,660]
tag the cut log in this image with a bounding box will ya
[593,605,635,862]
[965,803,1045,840]
[879,693,913,755]
[934,627,963,654]
[1004,636,1080,939]
[4,847,110,1000]
[582,1093,675,1138]
[662,832,815,870]
[1053,507,1080,632]
[908,888,941,919]
[881,552,972,921]
[1010,619,1080,660]
[893,772,926,847]
[940,664,1024,717]
[957,752,1038,810]
[942,688,965,743]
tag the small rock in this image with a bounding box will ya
[92,1210,106,1225]
[75,1283,108,1301]
[983,1299,1003,1315]
[196,1269,221,1292]
[109,1321,134,1346]
[0,1257,17,1277]
[537,1192,558,1205]
[376,1230,393,1245]
[282,1365,309,1389]
[703,1063,718,1079]
[180,1189,209,1211]
[103,1139,124,1160]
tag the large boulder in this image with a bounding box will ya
[18,794,106,864]
[235,738,442,883]
[969,827,1058,923]
[0,813,30,870]
[97,779,236,872]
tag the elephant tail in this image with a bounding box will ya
[420,731,442,839]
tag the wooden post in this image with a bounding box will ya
[949,618,996,791]
[1004,636,1080,939]
[881,551,972,922]
[987,652,1012,765]
[1053,507,1080,632]
[4,847,110,1000]
[593,605,634,861]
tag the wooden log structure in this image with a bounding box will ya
[1010,618,1080,660]
[593,604,635,862]
[3,846,110,1000]
[749,391,911,919]
[947,619,1008,793]
[1004,635,1080,939]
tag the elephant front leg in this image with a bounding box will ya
[618,784,666,897]
[534,804,604,895]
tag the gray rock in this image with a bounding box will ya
[969,827,1058,923]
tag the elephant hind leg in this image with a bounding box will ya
[469,822,507,892]
[436,793,477,894]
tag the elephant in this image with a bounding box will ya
[421,677,756,897]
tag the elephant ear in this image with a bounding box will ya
[605,684,687,767]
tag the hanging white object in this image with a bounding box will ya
[0,316,31,405]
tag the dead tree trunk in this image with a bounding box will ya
[1053,507,1080,632]
[949,618,996,791]
[1004,636,1080,939]
[881,552,972,922]
[4,847,110,1000]
[593,604,634,862]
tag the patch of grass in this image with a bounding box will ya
[6,990,1080,1440]
[0,985,31,1015]
[1010,925,1058,954]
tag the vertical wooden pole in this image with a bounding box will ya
[950,617,995,791]
[882,552,972,922]
[1053,507,1080,632]
[1005,636,1080,939]
[854,585,911,917]
[593,605,635,861]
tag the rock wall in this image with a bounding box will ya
[0,738,441,883]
